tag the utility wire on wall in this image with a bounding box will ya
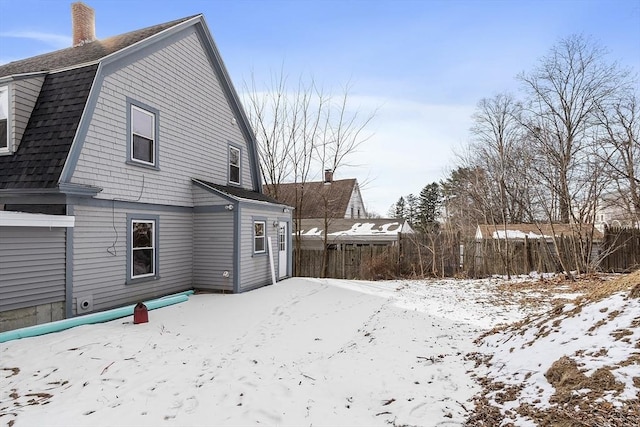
[106,174,145,256]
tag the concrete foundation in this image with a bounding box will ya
[0,303,65,332]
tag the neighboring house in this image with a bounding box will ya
[296,218,414,250]
[475,223,604,242]
[264,170,366,219]
[0,3,292,332]
[475,223,603,264]
[595,192,639,232]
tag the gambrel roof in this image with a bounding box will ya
[264,179,359,218]
[0,65,97,189]
[0,14,263,194]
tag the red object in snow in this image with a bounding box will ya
[133,302,148,324]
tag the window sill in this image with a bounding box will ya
[126,160,160,171]
[126,274,160,285]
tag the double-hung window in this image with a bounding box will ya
[127,215,159,283]
[229,145,240,185]
[127,99,159,168]
[254,220,266,254]
[0,86,8,151]
[131,105,155,165]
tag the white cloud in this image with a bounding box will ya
[0,31,71,50]
[238,89,475,216]
[340,96,474,215]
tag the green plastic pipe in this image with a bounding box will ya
[0,290,195,343]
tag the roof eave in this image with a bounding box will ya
[193,178,294,209]
[0,70,49,84]
[0,183,102,198]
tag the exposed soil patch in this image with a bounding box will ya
[467,271,640,426]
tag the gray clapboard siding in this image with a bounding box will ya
[0,227,65,312]
[192,185,227,206]
[11,76,45,151]
[72,204,193,314]
[238,206,281,291]
[193,212,234,291]
[72,28,256,206]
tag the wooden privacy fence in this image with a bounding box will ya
[600,227,640,272]
[293,228,640,279]
[294,245,398,280]
[468,235,594,277]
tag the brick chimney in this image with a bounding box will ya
[72,2,96,46]
[324,169,333,183]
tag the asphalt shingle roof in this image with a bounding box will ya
[264,179,357,218]
[0,65,98,189]
[0,15,196,190]
[197,179,283,204]
[0,16,195,78]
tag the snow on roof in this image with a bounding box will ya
[477,223,603,240]
[328,221,401,236]
[297,218,410,241]
[0,210,75,227]
[492,230,553,240]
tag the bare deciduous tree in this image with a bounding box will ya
[518,34,628,223]
[243,71,375,277]
[597,92,640,227]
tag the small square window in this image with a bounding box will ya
[254,221,265,254]
[229,146,240,185]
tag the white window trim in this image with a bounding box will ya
[130,104,156,166]
[131,219,156,279]
[229,145,241,185]
[0,85,10,153]
[254,220,266,254]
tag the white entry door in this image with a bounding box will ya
[278,221,287,278]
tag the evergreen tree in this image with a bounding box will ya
[390,196,406,219]
[417,182,441,232]
[405,194,418,225]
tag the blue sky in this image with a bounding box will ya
[1,0,639,215]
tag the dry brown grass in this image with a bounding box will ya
[586,269,640,301]
[466,270,640,426]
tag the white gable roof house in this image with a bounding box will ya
[0,3,293,332]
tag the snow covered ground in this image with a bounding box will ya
[1,275,637,426]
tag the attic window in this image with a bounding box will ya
[126,98,159,170]
[0,86,8,151]
[132,106,155,164]
[229,145,240,185]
